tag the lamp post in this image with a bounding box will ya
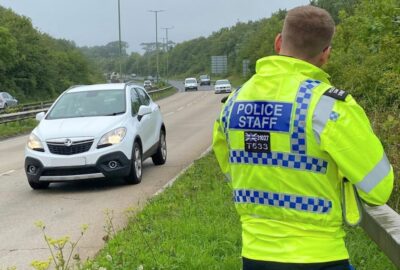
[161,26,173,82]
[118,0,122,80]
[148,10,164,83]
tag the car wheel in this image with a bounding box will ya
[124,141,142,184]
[3,103,7,109]
[152,129,167,165]
[28,181,50,190]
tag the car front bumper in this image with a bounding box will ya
[215,88,232,93]
[25,151,131,182]
[25,138,133,182]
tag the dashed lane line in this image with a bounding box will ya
[164,112,175,117]
[0,170,16,177]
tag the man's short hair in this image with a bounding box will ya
[282,5,335,59]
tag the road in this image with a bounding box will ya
[0,82,227,268]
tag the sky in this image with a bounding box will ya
[0,0,309,53]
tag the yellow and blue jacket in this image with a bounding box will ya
[212,55,393,263]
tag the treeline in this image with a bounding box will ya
[88,0,399,108]
[0,6,102,102]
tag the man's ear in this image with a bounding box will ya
[274,33,282,54]
[319,46,332,66]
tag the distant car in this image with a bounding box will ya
[25,83,167,189]
[0,92,18,109]
[144,80,152,90]
[214,79,232,94]
[147,75,155,82]
[184,78,198,91]
[199,75,211,86]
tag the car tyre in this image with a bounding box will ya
[28,181,50,190]
[152,129,167,165]
[124,141,142,184]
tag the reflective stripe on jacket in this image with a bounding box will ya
[212,55,394,263]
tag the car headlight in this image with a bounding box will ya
[98,127,127,148]
[27,133,44,152]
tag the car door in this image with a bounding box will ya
[5,93,16,106]
[130,87,152,154]
[10,93,17,106]
[136,87,160,146]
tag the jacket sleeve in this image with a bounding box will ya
[317,94,394,205]
[212,116,231,181]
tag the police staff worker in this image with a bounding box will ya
[213,5,393,270]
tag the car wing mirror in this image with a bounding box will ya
[35,112,45,122]
[137,105,152,121]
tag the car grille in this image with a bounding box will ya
[42,166,100,176]
[47,139,94,155]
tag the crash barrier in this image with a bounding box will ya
[0,101,53,115]
[0,86,174,125]
[361,204,400,268]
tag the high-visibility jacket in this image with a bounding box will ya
[212,55,394,263]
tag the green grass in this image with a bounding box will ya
[90,153,396,270]
[0,119,37,139]
[150,87,178,101]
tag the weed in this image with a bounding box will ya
[32,221,89,270]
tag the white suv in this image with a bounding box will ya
[25,83,167,189]
[184,78,198,91]
[214,79,232,94]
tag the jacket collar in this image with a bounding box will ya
[255,55,331,84]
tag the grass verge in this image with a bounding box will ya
[150,87,178,101]
[90,153,396,270]
[0,119,37,140]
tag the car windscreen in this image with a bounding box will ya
[216,80,230,85]
[200,75,209,79]
[185,79,197,84]
[46,90,126,119]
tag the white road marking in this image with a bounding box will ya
[177,107,184,111]
[164,112,175,117]
[0,170,15,177]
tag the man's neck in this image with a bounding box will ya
[278,52,321,67]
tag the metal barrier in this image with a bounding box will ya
[361,204,400,268]
[0,101,53,115]
[0,86,174,125]
[0,109,48,124]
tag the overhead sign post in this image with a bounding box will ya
[211,56,228,75]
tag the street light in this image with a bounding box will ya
[148,10,164,83]
[118,0,122,80]
[161,26,173,82]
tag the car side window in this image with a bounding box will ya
[130,88,141,116]
[135,88,151,106]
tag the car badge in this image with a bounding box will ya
[64,139,73,147]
